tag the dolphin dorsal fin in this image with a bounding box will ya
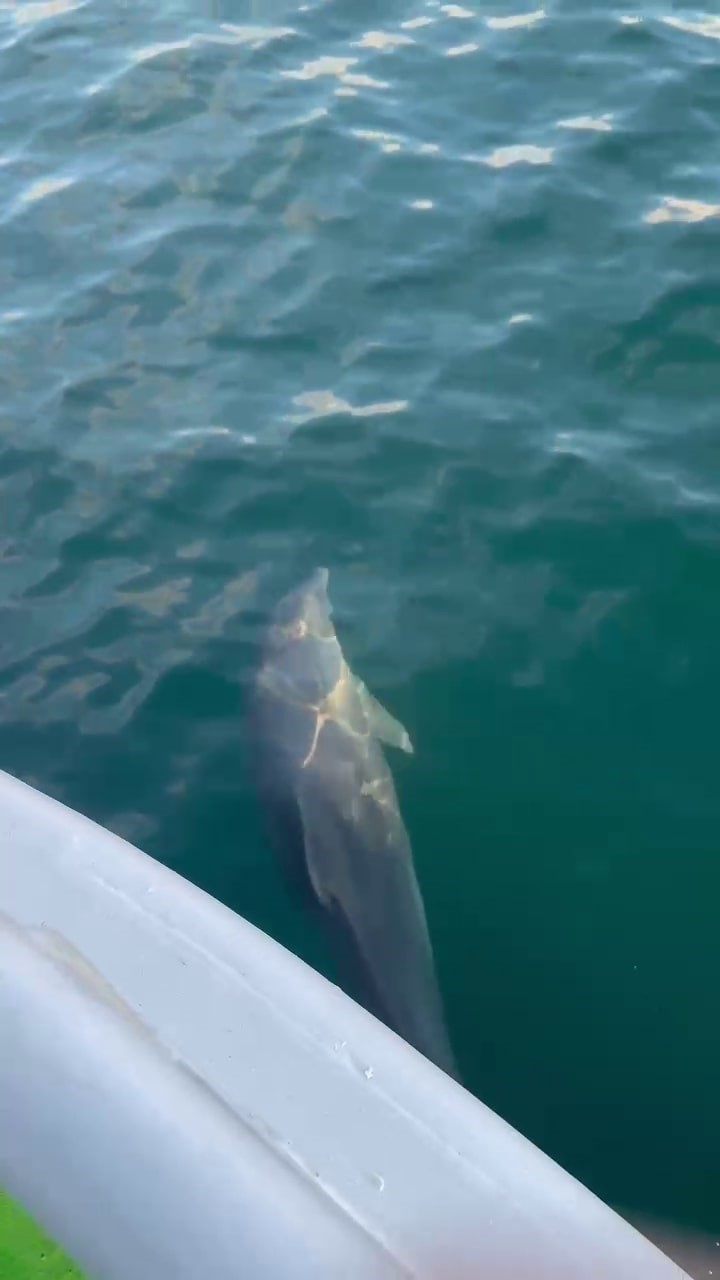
[354,678,413,754]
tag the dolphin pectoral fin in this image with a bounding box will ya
[354,679,413,754]
[296,786,336,909]
[295,775,391,1020]
[295,759,371,916]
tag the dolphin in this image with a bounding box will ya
[251,567,457,1078]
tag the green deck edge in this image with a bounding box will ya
[0,1190,86,1279]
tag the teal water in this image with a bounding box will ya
[1,0,719,1236]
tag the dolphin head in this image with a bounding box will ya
[259,568,340,708]
[268,568,334,648]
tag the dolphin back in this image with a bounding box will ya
[294,734,457,1078]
